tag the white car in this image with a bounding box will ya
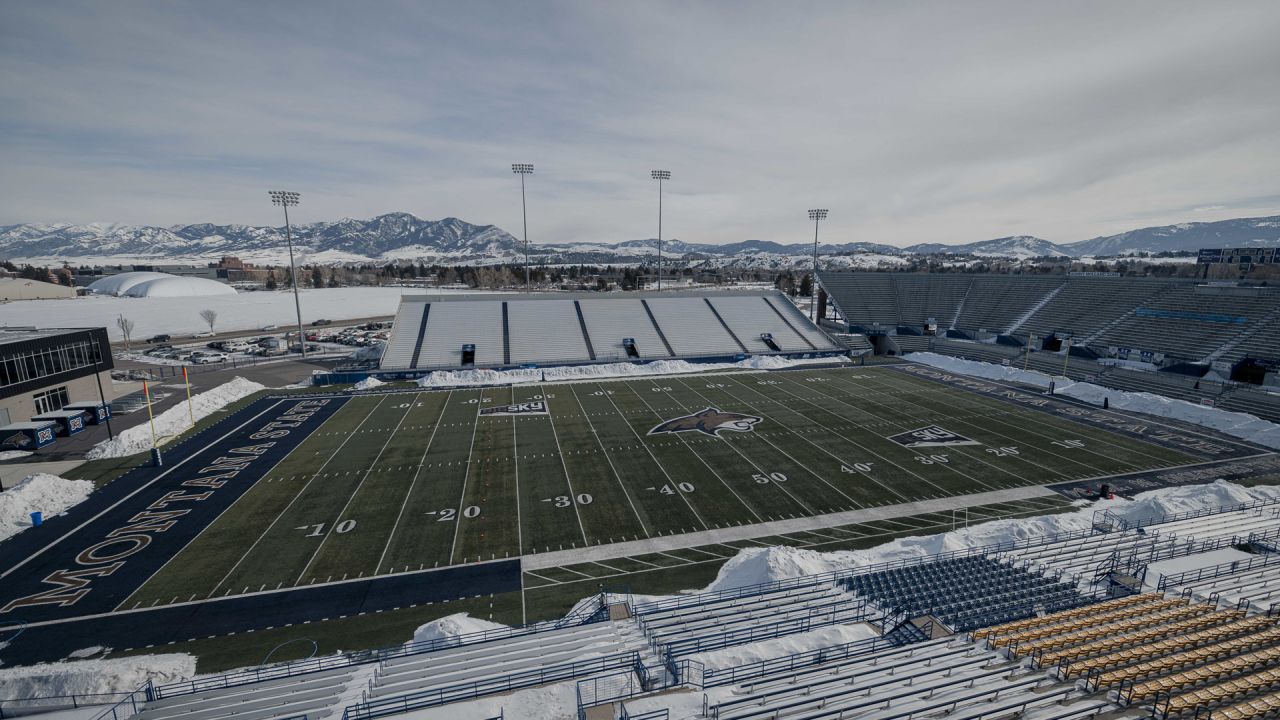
[191,331,215,338]
[223,342,251,353]
[261,324,278,331]
[192,352,227,364]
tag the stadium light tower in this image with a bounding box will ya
[268,190,307,360]
[808,209,828,321]
[512,163,534,292]
[651,170,670,290]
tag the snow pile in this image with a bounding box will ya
[410,613,507,645]
[352,376,386,391]
[86,377,267,459]
[416,355,846,388]
[702,481,1280,592]
[905,352,1280,450]
[0,474,94,541]
[0,450,33,461]
[0,653,194,696]
[352,341,385,362]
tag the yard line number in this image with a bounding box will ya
[426,506,481,521]
[544,494,593,507]
[985,446,1021,457]
[753,472,788,484]
[913,454,950,465]
[841,463,874,474]
[297,520,356,537]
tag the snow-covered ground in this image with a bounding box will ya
[414,355,846,388]
[0,450,33,461]
[0,287,437,341]
[86,377,266,459]
[0,652,194,695]
[904,352,1280,450]
[0,473,94,542]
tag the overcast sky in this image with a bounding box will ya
[2,1,1278,247]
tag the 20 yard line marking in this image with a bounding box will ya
[376,391,452,575]
[449,388,487,564]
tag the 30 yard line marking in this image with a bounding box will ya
[539,384,590,545]
[376,391,451,575]
[449,388,487,564]
[207,397,389,597]
[566,384,651,538]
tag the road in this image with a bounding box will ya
[111,313,394,350]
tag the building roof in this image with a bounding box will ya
[87,271,236,297]
[0,327,101,346]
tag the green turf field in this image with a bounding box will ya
[125,366,1199,607]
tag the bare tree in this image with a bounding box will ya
[199,309,218,334]
[116,314,135,350]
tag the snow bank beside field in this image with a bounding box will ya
[0,653,194,695]
[0,450,33,461]
[410,613,506,645]
[702,481,1280,591]
[86,377,266,459]
[415,355,846,388]
[352,376,386,391]
[0,474,94,542]
[905,352,1280,450]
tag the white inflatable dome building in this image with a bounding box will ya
[88,271,238,298]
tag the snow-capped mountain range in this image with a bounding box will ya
[1,213,1277,268]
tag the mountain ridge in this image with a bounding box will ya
[1,213,1277,266]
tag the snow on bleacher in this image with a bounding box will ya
[642,296,744,356]
[706,294,813,352]
[505,299,591,364]
[578,297,672,360]
[414,299,505,369]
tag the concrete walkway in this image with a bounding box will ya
[522,484,1058,570]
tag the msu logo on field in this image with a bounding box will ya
[648,407,762,437]
[887,425,981,448]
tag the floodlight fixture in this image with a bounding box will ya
[512,164,534,291]
[808,209,829,321]
[652,170,671,290]
[268,190,307,358]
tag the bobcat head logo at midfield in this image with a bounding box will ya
[648,407,763,437]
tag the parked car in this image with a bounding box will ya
[311,318,333,326]
[223,342,251,353]
[192,352,227,364]
[146,334,171,344]
[261,324,278,331]
[191,331,215,338]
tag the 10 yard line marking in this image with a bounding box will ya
[208,397,389,597]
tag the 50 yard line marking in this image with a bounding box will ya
[376,391,452,574]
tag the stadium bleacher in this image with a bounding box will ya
[378,290,841,372]
[108,496,1280,720]
[818,271,1280,366]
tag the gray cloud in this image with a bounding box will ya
[1,0,1277,247]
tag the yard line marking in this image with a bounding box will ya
[511,391,524,555]
[539,384,589,545]
[622,382,767,523]
[848,371,1136,476]
[295,393,421,584]
[376,391,452,575]
[566,384,651,538]
[116,399,346,611]
[671,378,863,511]
[0,398,288,581]
[208,396,389,597]
[557,566,597,579]
[449,388,488,564]
[719,375,923,501]
[597,384,709,531]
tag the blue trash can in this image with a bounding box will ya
[30,511,42,527]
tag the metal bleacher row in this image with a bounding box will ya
[377,289,839,371]
[90,497,1280,720]
[818,270,1280,366]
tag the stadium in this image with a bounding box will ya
[2,273,1280,720]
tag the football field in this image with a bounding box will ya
[125,365,1203,606]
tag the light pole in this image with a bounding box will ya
[651,170,670,290]
[512,164,534,292]
[268,190,307,360]
[808,209,828,321]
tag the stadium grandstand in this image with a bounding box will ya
[818,271,1280,418]
[88,495,1280,720]
[377,289,841,372]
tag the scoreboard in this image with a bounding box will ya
[1197,247,1279,264]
